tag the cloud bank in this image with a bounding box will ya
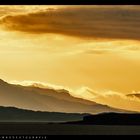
[1,6,140,40]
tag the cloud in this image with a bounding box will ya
[10,80,70,91]
[9,80,128,101]
[1,6,140,40]
[71,86,140,112]
[83,49,111,55]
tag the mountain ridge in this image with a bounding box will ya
[0,79,135,114]
[0,106,88,122]
[65,112,140,125]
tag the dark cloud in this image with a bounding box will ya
[1,6,140,40]
[84,49,111,55]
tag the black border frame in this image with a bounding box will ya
[0,0,139,137]
[0,0,139,5]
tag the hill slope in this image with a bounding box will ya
[66,113,140,125]
[0,106,87,122]
[0,79,132,114]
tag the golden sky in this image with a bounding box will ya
[0,5,140,111]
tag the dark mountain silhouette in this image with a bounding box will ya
[1,105,139,125]
[0,106,87,122]
[0,79,131,114]
[0,106,140,135]
[65,112,140,125]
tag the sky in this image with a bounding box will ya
[0,5,140,111]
